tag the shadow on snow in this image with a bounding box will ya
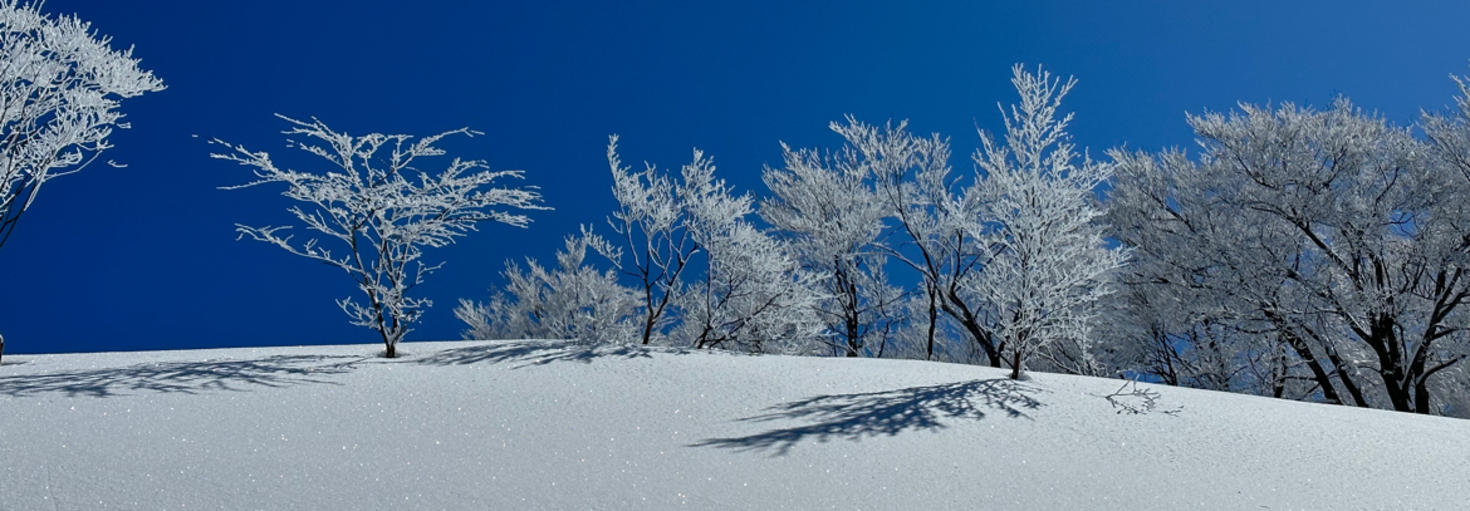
[0,340,677,398]
[0,355,368,398]
[412,339,666,368]
[692,378,1046,456]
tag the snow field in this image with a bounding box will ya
[1,339,1464,510]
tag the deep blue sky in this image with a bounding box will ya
[5,0,1470,355]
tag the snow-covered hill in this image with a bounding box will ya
[1,340,1465,510]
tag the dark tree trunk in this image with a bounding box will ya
[1322,346,1368,407]
[1010,349,1023,380]
[925,289,938,361]
[640,288,658,345]
[1414,382,1431,414]
[639,279,662,345]
[960,319,1001,368]
[1281,330,1343,405]
[940,291,1001,368]
[1359,314,1413,412]
[1382,378,1412,412]
[1271,347,1287,399]
[845,290,861,358]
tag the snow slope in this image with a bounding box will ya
[1,340,1465,510]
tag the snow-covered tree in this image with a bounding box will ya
[883,294,971,362]
[835,66,1123,376]
[213,116,545,358]
[837,118,994,363]
[1109,97,1470,415]
[968,65,1128,380]
[1094,256,1275,394]
[0,0,164,252]
[590,137,824,353]
[595,136,698,345]
[1106,146,1320,398]
[1423,68,1470,185]
[456,229,638,343]
[679,159,824,354]
[1415,67,1470,416]
[0,0,164,362]
[761,139,904,357]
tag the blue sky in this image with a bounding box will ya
[5,0,1470,354]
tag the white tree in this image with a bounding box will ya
[968,65,1128,380]
[595,135,698,345]
[592,136,823,353]
[213,116,545,358]
[0,1,164,362]
[761,139,904,357]
[832,68,1125,375]
[0,1,165,250]
[836,118,996,363]
[456,229,639,344]
[679,158,825,354]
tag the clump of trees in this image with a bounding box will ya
[458,136,825,355]
[1006,67,1466,415]
[458,63,1470,417]
[1106,87,1470,415]
[461,65,1126,380]
[0,0,165,362]
[759,120,902,358]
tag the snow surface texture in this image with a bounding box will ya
[2,340,1465,510]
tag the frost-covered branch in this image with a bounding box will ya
[0,0,164,252]
[0,1,164,362]
[832,117,995,363]
[576,136,825,353]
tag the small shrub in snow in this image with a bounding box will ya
[457,230,639,344]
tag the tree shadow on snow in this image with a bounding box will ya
[412,340,664,368]
[0,354,367,398]
[692,378,1046,456]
